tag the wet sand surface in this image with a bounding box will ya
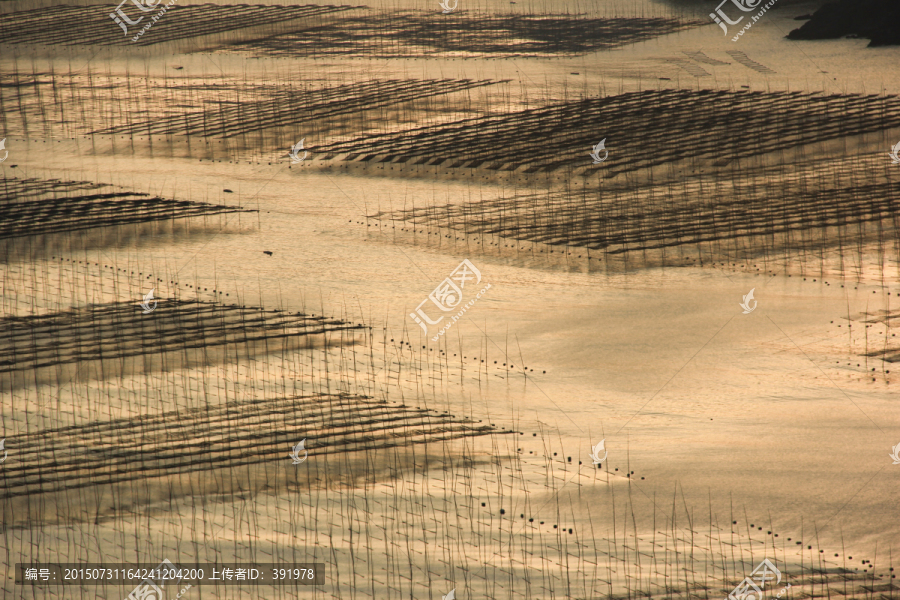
[1,0,899,598]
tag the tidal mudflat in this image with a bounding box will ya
[1,0,898,598]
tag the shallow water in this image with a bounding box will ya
[1,0,899,597]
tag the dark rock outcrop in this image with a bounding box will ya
[787,0,900,46]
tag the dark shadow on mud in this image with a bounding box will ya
[0,393,507,528]
[0,300,367,391]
